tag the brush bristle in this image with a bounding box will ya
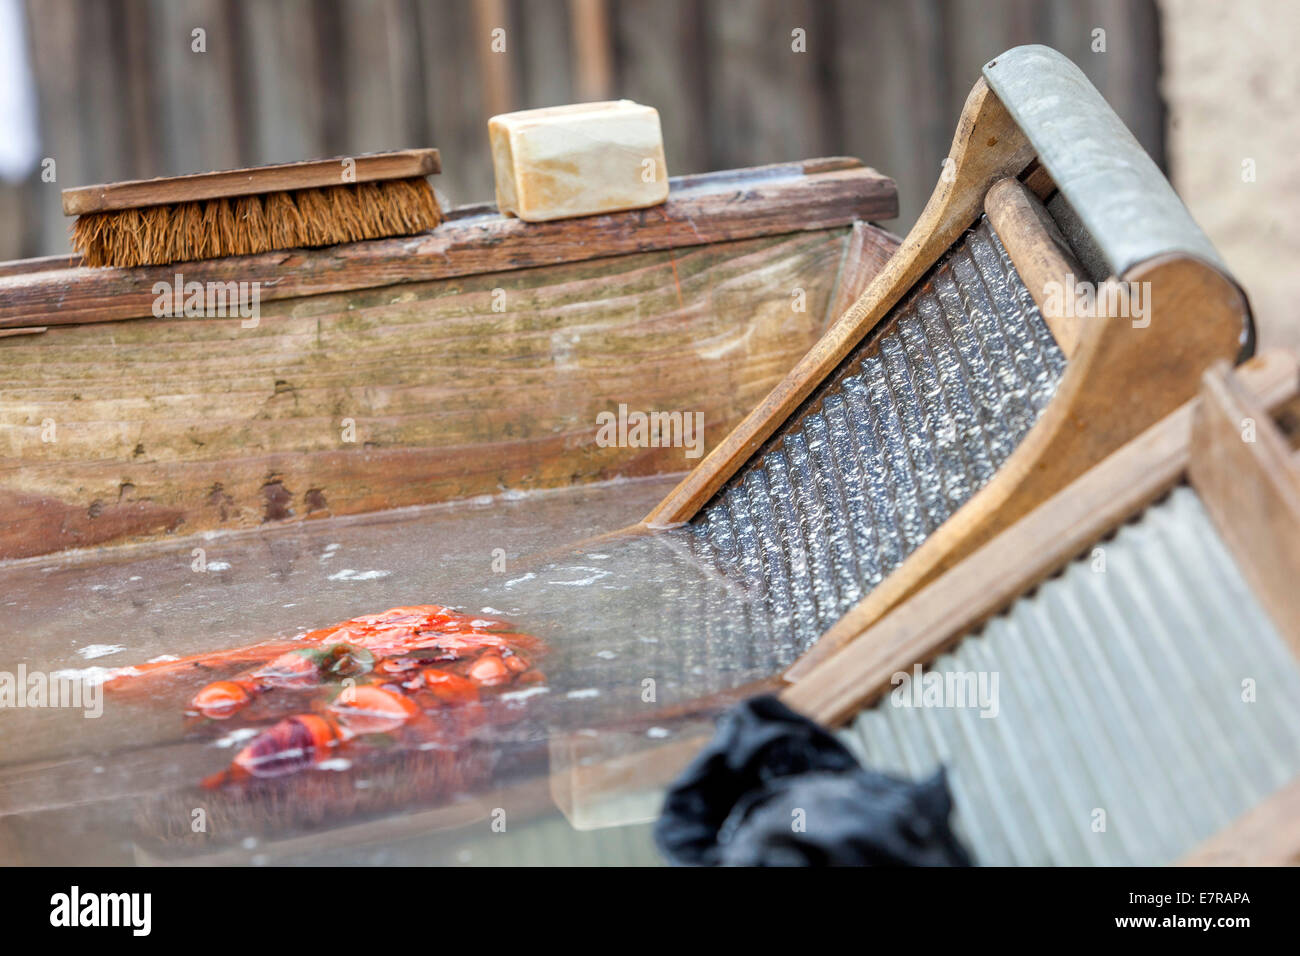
[70,176,442,268]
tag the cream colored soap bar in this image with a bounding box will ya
[489,101,669,222]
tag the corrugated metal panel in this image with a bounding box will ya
[840,486,1300,865]
[688,217,1065,649]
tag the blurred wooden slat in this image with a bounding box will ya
[120,0,162,179]
[472,0,514,118]
[23,0,82,256]
[941,0,1044,116]
[76,0,130,186]
[388,0,431,149]
[155,0,243,176]
[340,0,401,152]
[831,0,948,230]
[517,0,573,109]
[610,0,709,176]
[241,0,327,164]
[5,0,1165,256]
[419,0,495,204]
[340,0,427,154]
[570,0,614,101]
[0,188,24,261]
[707,0,832,171]
[1043,0,1165,168]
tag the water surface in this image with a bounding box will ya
[0,475,755,865]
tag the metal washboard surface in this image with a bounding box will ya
[685,216,1066,650]
[839,486,1300,865]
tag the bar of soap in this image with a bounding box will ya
[489,101,669,222]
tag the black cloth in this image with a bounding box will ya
[654,695,972,866]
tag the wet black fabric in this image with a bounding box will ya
[654,695,972,866]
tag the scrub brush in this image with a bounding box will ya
[62,148,442,268]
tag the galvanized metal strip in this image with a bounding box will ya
[982,45,1226,278]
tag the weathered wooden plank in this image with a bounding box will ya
[0,161,897,328]
[1190,360,1300,655]
[0,255,72,279]
[0,224,899,559]
[825,219,899,322]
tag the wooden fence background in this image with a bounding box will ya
[0,0,1163,260]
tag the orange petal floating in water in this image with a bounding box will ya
[205,714,343,787]
[190,680,253,718]
[327,685,419,735]
[249,650,322,686]
[467,653,511,687]
[421,669,481,705]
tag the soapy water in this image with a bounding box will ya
[0,476,774,863]
[0,438,1024,864]
[1,475,784,754]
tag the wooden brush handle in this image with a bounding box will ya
[61,148,441,216]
